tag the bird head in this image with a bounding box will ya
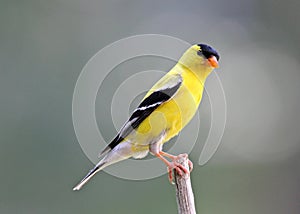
[178,43,220,78]
[196,44,220,68]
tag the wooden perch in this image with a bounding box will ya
[174,154,196,214]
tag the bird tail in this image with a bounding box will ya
[73,160,107,191]
[73,142,134,191]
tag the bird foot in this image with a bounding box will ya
[166,154,193,184]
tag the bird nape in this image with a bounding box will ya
[73,43,220,191]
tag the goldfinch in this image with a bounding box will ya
[73,44,220,191]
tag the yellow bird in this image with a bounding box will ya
[73,44,220,191]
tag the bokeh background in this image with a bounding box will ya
[1,0,300,213]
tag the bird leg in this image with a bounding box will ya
[155,152,193,183]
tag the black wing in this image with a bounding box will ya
[100,74,182,155]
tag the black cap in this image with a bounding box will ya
[197,44,220,61]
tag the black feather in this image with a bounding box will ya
[107,76,182,150]
[197,44,220,61]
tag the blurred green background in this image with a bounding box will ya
[1,0,300,213]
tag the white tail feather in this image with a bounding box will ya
[73,161,106,191]
[73,142,133,191]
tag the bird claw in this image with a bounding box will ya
[167,155,192,184]
[156,152,193,184]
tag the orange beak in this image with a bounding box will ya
[208,56,219,68]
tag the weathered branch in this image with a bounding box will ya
[174,154,196,214]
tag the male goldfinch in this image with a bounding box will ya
[73,44,220,191]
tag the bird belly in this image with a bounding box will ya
[161,92,199,142]
[157,75,204,143]
[131,87,201,150]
